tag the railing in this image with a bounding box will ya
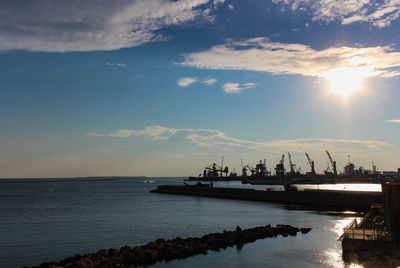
[341,219,392,241]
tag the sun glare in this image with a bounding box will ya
[322,67,373,97]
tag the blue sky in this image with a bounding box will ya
[1,0,400,177]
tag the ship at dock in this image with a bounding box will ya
[187,151,400,185]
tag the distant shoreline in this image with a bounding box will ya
[0,176,149,183]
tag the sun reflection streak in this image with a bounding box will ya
[346,264,364,268]
[297,184,382,192]
[322,248,343,267]
[320,218,364,267]
[334,218,356,236]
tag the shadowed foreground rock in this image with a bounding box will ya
[26,225,312,268]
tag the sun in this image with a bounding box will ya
[322,67,372,97]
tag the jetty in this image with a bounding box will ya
[151,184,381,212]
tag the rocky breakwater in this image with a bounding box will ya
[26,224,311,268]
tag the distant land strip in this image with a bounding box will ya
[0,176,147,183]
[25,224,311,268]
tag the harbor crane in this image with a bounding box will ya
[372,161,377,174]
[244,165,256,175]
[254,159,268,176]
[240,159,256,176]
[288,152,296,174]
[275,154,285,176]
[241,159,247,177]
[241,159,269,177]
[326,150,337,176]
[203,156,229,178]
[204,163,223,177]
[305,153,316,175]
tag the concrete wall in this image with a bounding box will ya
[152,185,381,212]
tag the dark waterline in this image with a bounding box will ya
[1,177,358,267]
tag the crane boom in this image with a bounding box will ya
[305,152,316,175]
[288,152,295,173]
[326,150,337,176]
[326,150,334,166]
[305,153,312,166]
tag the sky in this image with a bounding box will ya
[1,0,400,177]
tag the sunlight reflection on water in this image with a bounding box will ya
[319,218,364,268]
[322,248,343,267]
[334,218,356,236]
[346,264,365,268]
[297,183,381,192]
[210,181,382,192]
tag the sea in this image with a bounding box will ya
[0,177,380,268]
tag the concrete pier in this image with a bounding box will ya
[151,184,381,212]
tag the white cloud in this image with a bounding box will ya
[181,37,400,79]
[228,4,234,10]
[202,78,217,85]
[87,125,393,154]
[105,63,127,68]
[0,0,218,52]
[388,119,400,123]
[272,0,400,28]
[222,82,256,93]
[178,77,198,87]
[213,0,226,5]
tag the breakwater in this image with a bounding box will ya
[151,185,381,212]
[26,224,311,268]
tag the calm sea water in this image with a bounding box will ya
[0,177,366,268]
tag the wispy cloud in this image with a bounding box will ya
[213,0,226,5]
[181,37,400,78]
[202,78,217,85]
[222,82,256,93]
[87,125,392,154]
[0,0,219,52]
[272,0,400,28]
[388,119,400,123]
[87,130,137,138]
[178,77,218,87]
[105,63,127,68]
[178,77,198,87]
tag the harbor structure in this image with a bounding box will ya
[187,152,400,184]
[340,182,400,257]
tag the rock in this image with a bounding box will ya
[28,224,311,268]
[300,228,312,234]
